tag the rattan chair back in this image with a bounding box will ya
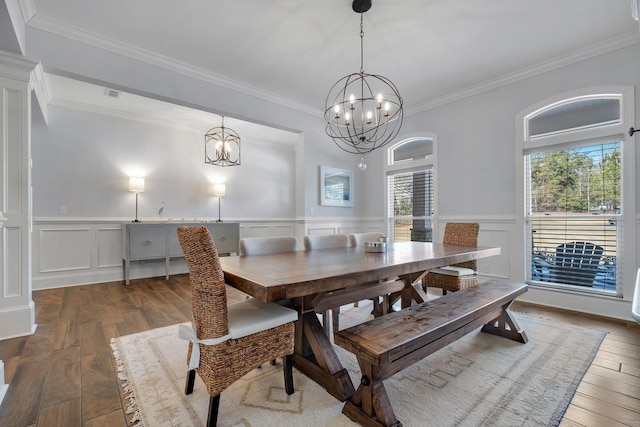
[424,222,480,293]
[177,226,229,340]
[442,222,480,271]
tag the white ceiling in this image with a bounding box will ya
[25,0,640,136]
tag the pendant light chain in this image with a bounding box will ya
[360,12,365,74]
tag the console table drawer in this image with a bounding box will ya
[128,226,167,259]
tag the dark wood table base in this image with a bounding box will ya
[292,310,355,401]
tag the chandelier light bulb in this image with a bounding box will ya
[358,156,367,171]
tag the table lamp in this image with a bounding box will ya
[129,177,145,222]
[212,183,226,222]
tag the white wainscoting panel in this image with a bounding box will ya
[97,227,122,268]
[305,218,385,239]
[240,222,296,239]
[477,226,511,279]
[4,226,22,297]
[38,228,91,272]
[32,219,301,289]
[33,222,123,289]
[430,217,514,280]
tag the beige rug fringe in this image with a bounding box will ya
[111,338,143,426]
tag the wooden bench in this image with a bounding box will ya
[333,281,528,427]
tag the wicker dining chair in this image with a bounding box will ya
[423,223,480,295]
[177,226,298,427]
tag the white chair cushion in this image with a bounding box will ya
[431,266,476,277]
[227,298,298,339]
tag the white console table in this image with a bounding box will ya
[122,222,239,284]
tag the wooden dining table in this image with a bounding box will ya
[219,241,500,402]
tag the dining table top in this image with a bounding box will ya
[219,241,500,303]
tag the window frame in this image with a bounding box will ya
[385,136,437,242]
[515,86,636,300]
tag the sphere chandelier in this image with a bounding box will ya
[324,0,403,155]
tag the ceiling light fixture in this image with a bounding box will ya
[324,0,403,155]
[205,116,241,167]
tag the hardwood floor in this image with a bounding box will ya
[0,275,638,426]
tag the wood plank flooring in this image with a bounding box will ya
[0,275,638,426]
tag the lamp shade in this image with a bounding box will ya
[212,183,226,197]
[129,177,145,192]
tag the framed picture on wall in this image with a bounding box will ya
[320,166,353,207]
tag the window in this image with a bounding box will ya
[521,91,629,296]
[386,138,435,242]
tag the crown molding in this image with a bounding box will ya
[27,14,323,117]
[47,96,299,147]
[30,62,49,123]
[406,32,640,116]
[18,0,36,24]
[48,97,208,133]
[0,49,38,80]
[25,12,640,119]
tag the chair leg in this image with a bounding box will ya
[283,354,294,395]
[185,369,196,395]
[207,394,220,427]
[332,307,340,333]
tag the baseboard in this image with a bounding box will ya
[0,302,37,340]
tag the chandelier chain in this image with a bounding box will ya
[360,12,365,73]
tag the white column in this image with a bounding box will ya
[0,50,37,340]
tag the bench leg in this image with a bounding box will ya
[342,359,402,427]
[481,305,528,344]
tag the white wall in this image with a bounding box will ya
[32,105,297,221]
[400,42,640,321]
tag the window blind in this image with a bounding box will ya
[387,169,433,242]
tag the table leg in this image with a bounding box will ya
[292,308,355,401]
[392,274,428,309]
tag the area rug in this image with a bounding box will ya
[111,303,605,427]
